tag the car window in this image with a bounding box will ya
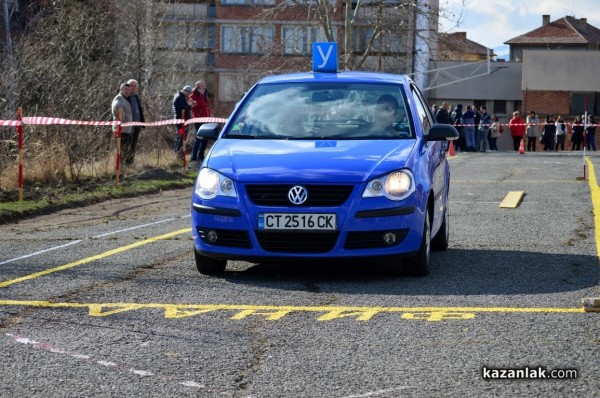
[409,84,433,136]
[225,83,414,140]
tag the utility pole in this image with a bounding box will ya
[3,0,16,116]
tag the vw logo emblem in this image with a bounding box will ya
[288,186,308,205]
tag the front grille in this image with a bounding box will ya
[255,231,339,253]
[344,229,409,249]
[197,228,252,248]
[246,185,354,207]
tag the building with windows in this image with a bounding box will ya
[153,0,437,116]
[506,15,600,118]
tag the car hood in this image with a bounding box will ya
[206,139,416,183]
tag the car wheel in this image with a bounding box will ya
[431,204,449,251]
[194,250,227,274]
[403,209,430,276]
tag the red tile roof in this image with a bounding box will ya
[439,32,494,57]
[505,16,600,45]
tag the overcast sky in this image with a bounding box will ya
[439,0,600,59]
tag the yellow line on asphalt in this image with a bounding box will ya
[0,300,585,322]
[0,228,191,288]
[585,157,600,259]
[453,180,580,184]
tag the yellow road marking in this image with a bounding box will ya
[453,180,581,184]
[0,300,585,322]
[499,191,524,208]
[0,228,191,288]
[586,158,600,259]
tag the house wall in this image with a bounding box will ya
[522,90,570,117]
[428,61,522,101]
[522,50,600,91]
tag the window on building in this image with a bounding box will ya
[282,26,331,55]
[221,25,274,54]
[221,0,275,5]
[473,100,486,110]
[282,0,336,4]
[514,100,522,113]
[493,100,506,115]
[352,28,402,53]
[164,24,186,49]
[191,25,215,49]
[570,92,598,116]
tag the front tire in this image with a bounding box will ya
[194,250,227,274]
[403,209,430,276]
[431,204,449,251]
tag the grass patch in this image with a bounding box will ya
[0,169,197,224]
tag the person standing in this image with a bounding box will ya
[189,80,212,163]
[586,114,597,151]
[473,104,482,151]
[542,115,556,151]
[435,102,451,124]
[571,115,584,151]
[450,104,464,151]
[489,114,501,151]
[526,111,539,152]
[462,105,476,151]
[126,79,145,165]
[478,105,491,152]
[555,115,566,151]
[111,83,133,165]
[172,85,194,159]
[508,111,525,151]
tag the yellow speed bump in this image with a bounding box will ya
[499,191,524,208]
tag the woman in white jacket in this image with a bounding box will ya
[555,115,566,151]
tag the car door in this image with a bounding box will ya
[408,83,446,234]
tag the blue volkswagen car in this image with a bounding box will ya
[191,65,458,276]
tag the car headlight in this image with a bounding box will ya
[195,168,237,199]
[363,170,415,201]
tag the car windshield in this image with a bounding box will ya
[224,82,413,140]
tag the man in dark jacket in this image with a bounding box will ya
[435,102,451,124]
[172,85,193,158]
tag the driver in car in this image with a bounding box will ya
[369,94,400,136]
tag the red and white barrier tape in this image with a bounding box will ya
[1,117,596,128]
[0,116,228,127]
[454,122,598,128]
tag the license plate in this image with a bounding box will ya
[258,213,336,231]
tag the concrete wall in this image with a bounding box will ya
[522,50,600,91]
[427,61,522,101]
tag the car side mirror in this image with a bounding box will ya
[196,123,221,140]
[426,123,460,141]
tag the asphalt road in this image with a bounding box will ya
[0,150,599,398]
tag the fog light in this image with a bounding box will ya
[207,230,218,243]
[382,232,396,245]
